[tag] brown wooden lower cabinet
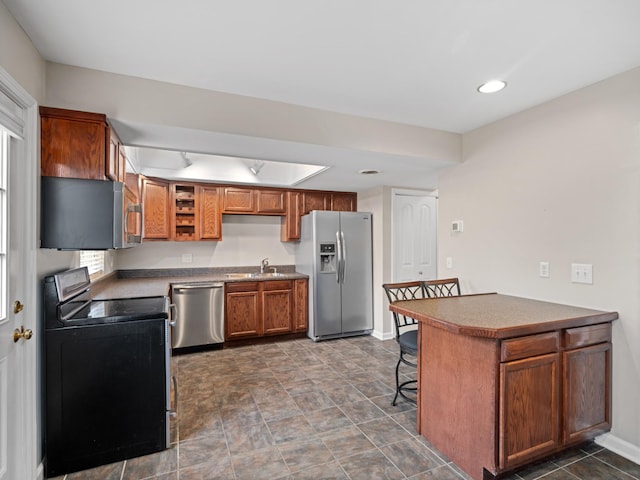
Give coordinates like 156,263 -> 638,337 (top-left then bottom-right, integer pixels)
225,279 -> 308,340
419,320 -> 612,480
390,294 -> 616,480
293,279 -> 308,332
499,352 -> 561,470
225,282 -> 261,339
262,281 -> 293,335
563,342 -> 611,444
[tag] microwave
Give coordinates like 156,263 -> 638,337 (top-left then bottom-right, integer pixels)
40,176 -> 142,250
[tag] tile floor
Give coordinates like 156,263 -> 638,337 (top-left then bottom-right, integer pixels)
51,335 -> 639,480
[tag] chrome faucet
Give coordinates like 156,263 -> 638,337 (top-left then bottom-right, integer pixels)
260,257 -> 277,274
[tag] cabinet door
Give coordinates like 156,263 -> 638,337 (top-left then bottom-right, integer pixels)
262,281 -> 293,335
302,191 -> 329,215
40,107 -> 108,180
293,279 -> 308,332
563,343 -> 611,444
117,143 -> 127,183
142,179 -> 170,240
256,189 -> 286,214
331,192 -> 357,212
499,353 -> 560,470
106,128 -> 120,181
199,186 -> 222,240
225,283 -> 260,339
223,187 -> 255,213
281,191 -> 302,241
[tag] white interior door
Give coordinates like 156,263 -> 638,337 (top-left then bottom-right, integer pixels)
0,72 -> 38,480
392,191 -> 437,282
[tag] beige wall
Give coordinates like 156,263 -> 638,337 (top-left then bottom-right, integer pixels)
43,63 -> 460,162
357,186 -> 388,338
0,2 -> 45,102
116,216 -> 296,270
439,67 -> 640,456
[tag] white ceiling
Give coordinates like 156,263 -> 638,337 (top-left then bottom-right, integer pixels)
4,0 -> 640,190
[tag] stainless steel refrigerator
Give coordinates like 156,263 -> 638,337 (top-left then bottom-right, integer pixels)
296,211 -> 373,341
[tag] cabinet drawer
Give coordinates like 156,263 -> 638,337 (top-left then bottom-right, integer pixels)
225,281 -> 260,293
501,332 -> 559,362
262,280 -> 293,291
564,323 -> 611,349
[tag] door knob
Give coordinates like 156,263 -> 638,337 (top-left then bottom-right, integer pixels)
14,300 -> 24,314
13,326 -> 33,343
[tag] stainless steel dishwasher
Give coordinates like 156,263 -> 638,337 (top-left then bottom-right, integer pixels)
170,282 -> 224,349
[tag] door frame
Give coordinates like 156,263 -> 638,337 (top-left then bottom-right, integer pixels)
390,187 -> 438,282
0,66 -> 39,480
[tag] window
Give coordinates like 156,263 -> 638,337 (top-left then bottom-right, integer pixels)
79,251 -> 105,279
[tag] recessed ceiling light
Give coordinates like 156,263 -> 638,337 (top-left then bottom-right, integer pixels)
358,169 -> 380,175
477,80 -> 507,94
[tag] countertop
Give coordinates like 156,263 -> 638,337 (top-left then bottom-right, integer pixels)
390,293 -> 618,339
90,267 -> 308,300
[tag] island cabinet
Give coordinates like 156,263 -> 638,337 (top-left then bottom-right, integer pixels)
225,279 -> 307,340
389,294 -> 617,480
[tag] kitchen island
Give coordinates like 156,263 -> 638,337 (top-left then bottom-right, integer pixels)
389,293 -> 618,480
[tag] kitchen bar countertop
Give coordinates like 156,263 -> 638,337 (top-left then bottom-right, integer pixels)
390,293 -> 618,339
90,267 -> 308,300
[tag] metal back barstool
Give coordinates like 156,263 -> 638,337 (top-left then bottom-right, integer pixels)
423,277 -> 461,298
382,281 -> 428,405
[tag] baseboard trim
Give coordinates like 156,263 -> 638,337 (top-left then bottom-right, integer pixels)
371,330 -> 394,341
596,433 -> 640,464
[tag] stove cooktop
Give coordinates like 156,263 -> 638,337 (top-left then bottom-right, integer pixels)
59,296 -> 168,327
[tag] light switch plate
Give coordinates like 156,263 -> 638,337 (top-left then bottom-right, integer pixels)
539,262 -> 549,278
571,263 -> 593,284
446,257 -> 453,269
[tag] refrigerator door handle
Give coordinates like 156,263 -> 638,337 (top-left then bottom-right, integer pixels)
340,231 -> 347,283
336,231 -> 342,283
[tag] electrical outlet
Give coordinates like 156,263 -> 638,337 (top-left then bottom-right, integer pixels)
181,253 -> 193,264
571,263 -> 593,284
539,262 -> 549,278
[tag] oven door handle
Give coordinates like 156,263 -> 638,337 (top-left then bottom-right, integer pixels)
169,303 -> 177,327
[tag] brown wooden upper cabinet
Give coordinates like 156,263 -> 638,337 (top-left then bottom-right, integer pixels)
256,189 -> 286,214
41,107 -> 108,180
222,187 -> 286,215
144,181 -> 222,241
281,191 -> 302,241
142,178 -> 171,240
222,186 -> 255,213
199,185 -> 222,240
331,192 -> 357,211
40,106 -> 126,182
301,191 -> 330,215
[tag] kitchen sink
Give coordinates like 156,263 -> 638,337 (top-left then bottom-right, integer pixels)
224,272 -> 286,279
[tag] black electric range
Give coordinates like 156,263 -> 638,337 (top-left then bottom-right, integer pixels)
42,267 -> 174,477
